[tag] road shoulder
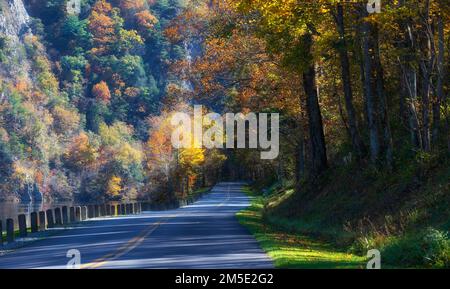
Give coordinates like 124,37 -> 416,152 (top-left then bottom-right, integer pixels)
236,186 -> 367,269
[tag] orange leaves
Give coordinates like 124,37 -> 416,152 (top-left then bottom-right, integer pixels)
119,0 -> 145,11
89,1 -> 115,55
92,0 -> 112,14
92,81 -> 111,103
124,87 -> 140,98
135,10 -> 158,31
14,78 -> 29,95
164,26 -> 183,43
89,12 -> 115,46
146,112 -> 174,166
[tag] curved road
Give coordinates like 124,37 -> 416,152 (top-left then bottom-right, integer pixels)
0,183 -> 273,269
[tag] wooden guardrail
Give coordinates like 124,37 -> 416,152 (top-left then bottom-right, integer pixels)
0,188 -> 211,247
0,202 -> 142,247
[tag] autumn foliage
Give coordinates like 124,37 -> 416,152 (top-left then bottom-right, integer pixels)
92,81 -> 112,103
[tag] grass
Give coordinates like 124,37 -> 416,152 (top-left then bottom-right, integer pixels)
1,227 -> 33,243
244,150 -> 450,268
237,187 -> 367,269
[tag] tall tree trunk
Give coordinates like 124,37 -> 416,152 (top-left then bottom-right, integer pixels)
302,33 -> 328,176
433,16 -> 445,147
334,4 -> 366,159
404,68 -> 423,149
398,9 -> 422,150
419,0 -> 435,152
373,25 -> 394,168
360,11 -> 380,163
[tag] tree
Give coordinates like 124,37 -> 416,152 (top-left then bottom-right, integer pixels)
64,132 -> 98,171
234,0 -> 329,176
106,175 -> 122,198
88,1 -> 116,56
92,81 -> 112,103
332,3 -> 366,160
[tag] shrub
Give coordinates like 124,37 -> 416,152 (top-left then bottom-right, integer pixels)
381,228 -> 449,268
422,228 -> 450,268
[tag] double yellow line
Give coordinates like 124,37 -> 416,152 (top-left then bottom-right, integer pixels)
81,216 -> 173,269
82,185 -> 231,269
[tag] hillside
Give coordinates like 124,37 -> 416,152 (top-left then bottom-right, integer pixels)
261,151 -> 449,267
0,0 -> 190,202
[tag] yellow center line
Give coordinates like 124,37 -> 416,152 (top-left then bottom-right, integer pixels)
82,185 -> 231,269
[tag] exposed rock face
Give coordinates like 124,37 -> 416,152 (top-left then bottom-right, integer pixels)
0,0 -> 30,37
0,0 -> 43,203
0,0 -> 32,80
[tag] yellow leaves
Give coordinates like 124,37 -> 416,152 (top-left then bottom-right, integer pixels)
116,143 -> 144,167
12,161 -> 34,181
179,147 -> 205,169
118,29 -> 144,47
52,105 -> 81,134
107,175 -> 122,197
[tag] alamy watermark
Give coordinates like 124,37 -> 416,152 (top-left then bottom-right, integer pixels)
67,0 -> 81,16
66,249 -> 81,269
170,106 -> 279,160
367,249 -> 381,269
367,0 -> 381,14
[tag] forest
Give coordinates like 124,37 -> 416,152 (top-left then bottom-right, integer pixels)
0,0 -> 449,268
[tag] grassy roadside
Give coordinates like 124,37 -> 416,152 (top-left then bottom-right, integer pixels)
236,187 -> 367,269
1,228 -> 29,243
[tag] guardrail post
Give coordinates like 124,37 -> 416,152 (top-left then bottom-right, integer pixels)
18,214 -> 27,238
121,204 -> 125,215
55,208 -> 62,226
110,205 -> 116,216
39,211 -> 46,231
82,206 -> 87,220
105,204 -> 111,216
82,206 -> 88,220
46,210 -> 54,228
30,212 -> 38,233
94,205 -> 99,218
69,207 -> 75,223
87,205 -> 94,219
62,206 -> 69,224
6,218 -> 14,243
75,206 -> 81,221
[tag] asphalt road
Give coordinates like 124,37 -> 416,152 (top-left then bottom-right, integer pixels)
0,182 -> 273,269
